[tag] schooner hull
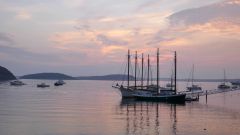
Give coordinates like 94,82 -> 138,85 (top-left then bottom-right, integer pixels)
134,94 -> 186,103
119,87 -> 135,98
118,86 -> 157,98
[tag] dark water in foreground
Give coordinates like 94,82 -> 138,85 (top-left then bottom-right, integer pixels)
0,80 -> 240,135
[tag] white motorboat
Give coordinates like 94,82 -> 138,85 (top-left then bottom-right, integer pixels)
54,80 -> 65,86
218,83 -> 230,89
10,80 -> 25,86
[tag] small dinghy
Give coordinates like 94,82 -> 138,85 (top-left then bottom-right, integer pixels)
54,80 -> 65,86
37,83 -> 50,88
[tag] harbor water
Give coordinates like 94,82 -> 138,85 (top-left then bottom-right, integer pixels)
0,80 -> 240,135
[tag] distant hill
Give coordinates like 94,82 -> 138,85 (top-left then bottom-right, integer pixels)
20,73 -> 75,80
76,74 -> 135,81
19,72 -> 240,82
0,66 -> 16,81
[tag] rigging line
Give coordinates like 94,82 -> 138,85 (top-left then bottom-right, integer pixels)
144,62 -> 148,85
121,61 -> 128,85
186,65 -> 192,88
113,54 -> 127,86
130,59 -> 134,86
150,65 -> 153,85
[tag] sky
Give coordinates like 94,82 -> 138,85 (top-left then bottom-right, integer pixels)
0,0 -> 240,79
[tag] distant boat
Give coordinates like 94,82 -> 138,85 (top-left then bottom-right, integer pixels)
54,80 -> 65,86
218,69 -> 230,89
10,80 -> 25,86
37,83 -> 50,88
231,81 -> 240,86
231,81 -> 239,89
218,83 -> 230,89
186,65 -> 203,93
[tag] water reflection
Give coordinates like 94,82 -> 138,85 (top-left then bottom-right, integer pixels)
117,99 -> 185,135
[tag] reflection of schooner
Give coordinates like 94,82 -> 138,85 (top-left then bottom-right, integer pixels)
117,100 -> 181,135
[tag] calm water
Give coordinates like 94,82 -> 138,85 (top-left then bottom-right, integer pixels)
0,80 -> 240,135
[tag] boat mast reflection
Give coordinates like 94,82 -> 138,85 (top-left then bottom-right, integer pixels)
118,99 -> 184,135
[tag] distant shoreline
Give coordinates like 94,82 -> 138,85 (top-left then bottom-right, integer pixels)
19,72 -> 240,82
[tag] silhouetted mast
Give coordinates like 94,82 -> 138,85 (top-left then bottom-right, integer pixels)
174,51 -> 177,94
147,54 -> 150,86
135,51 -> 137,89
192,64 -> 195,86
127,50 -> 130,89
141,53 -> 144,89
224,69 -> 226,85
171,69 -> 173,91
157,48 -> 159,94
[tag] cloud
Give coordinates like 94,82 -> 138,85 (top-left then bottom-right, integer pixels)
168,0 -> 240,26
140,0 -> 240,79
148,0 -> 240,45
50,31 -> 84,44
101,45 -> 126,55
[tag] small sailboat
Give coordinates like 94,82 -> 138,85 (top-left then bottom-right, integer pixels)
10,80 -> 25,86
218,69 -> 230,89
37,83 -> 50,88
186,65 -> 203,93
54,80 -> 65,86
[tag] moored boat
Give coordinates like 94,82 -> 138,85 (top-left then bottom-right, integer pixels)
186,64 -> 203,93
54,80 -> 65,86
37,83 -> 50,88
133,50 -> 186,102
134,92 -> 186,103
113,50 -> 158,98
218,69 -> 230,89
218,83 -> 230,89
10,80 -> 25,86
230,81 -> 240,86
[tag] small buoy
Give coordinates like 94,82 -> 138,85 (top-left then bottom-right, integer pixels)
204,128 -> 207,130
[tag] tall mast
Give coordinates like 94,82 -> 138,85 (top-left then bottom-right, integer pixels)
157,48 -> 159,94
135,51 -> 137,89
192,64 -> 195,86
127,50 -> 130,89
170,69 -> 173,91
147,54 -> 150,86
174,51 -> 177,94
224,69 -> 226,84
141,53 -> 144,89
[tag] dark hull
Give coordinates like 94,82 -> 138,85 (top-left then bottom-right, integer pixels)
37,85 -> 50,88
134,94 -> 186,103
54,83 -> 63,86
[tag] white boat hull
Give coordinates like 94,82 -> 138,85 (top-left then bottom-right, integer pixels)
119,87 -> 135,98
